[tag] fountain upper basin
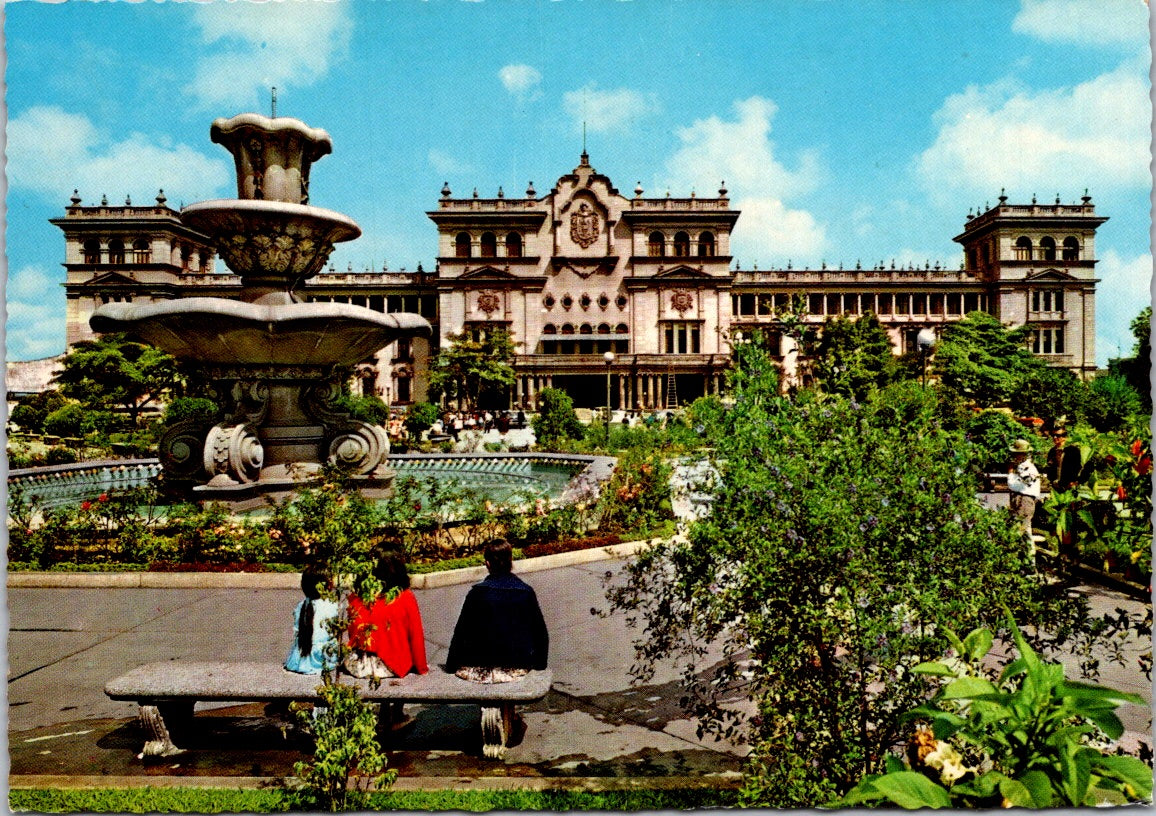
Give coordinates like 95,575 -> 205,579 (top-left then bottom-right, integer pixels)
91,299 -> 431,368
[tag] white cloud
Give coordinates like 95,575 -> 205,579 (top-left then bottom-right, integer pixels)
6,299 -> 66,361
1095,249 -> 1153,364
499,64 -> 542,100
7,106 -> 231,204
916,61 -> 1150,202
7,265 -> 59,302
663,97 -> 826,263
1013,0 -> 1149,47
562,84 -> 660,134
428,149 -> 473,178
185,0 -> 353,109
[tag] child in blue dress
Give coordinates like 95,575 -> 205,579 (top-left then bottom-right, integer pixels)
284,571 -> 339,674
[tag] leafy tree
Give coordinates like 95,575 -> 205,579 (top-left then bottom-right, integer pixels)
428,328 -> 517,411
1109,306 -> 1151,413
531,387 -> 584,449
1084,372 -> 1143,432
42,403 -> 92,438
9,389 -> 67,433
53,333 -> 183,428
163,397 -> 219,426
605,343 -> 1113,807
404,401 -> 440,441
813,312 -> 898,400
1008,366 -> 1087,429
963,410 -> 1031,472
933,312 -> 1043,406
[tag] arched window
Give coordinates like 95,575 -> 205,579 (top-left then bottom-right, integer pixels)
579,323 -> 593,335
83,239 -> 101,264
480,232 -> 497,257
132,238 -> 151,263
505,232 -> 522,258
1039,236 -> 1056,261
542,323 -> 557,334
597,322 -> 611,335
615,323 -> 629,334
455,232 -> 471,258
107,239 -> 125,265
560,323 -> 575,335
648,231 -> 665,257
673,231 -> 691,257
1062,236 -> 1080,261
697,231 -> 716,257
1014,236 -> 1032,261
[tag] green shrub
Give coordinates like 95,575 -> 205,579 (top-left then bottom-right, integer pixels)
964,409 -> 1030,472
1084,373 -> 1144,432
9,389 -> 67,434
531,387 -> 584,449
43,403 -> 91,438
405,401 -> 440,440
45,446 -> 79,465
163,396 -> 219,425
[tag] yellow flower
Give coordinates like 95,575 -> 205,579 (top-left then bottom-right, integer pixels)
924,740 -> 971,785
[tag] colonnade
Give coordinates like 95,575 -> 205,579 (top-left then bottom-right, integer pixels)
512,371 -> 726,410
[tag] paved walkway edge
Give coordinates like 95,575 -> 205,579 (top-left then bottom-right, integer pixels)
8,773 -> 742,792
6,539 -> 663,590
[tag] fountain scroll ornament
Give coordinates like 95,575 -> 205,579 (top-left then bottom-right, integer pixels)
91,113 -> 431,503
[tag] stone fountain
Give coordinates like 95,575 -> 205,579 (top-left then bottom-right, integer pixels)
91,113 -> 431,503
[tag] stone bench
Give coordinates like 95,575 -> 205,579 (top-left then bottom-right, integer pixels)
105,661 -> 552,760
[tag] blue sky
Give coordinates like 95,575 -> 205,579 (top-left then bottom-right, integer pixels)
4,0 -> 1151,365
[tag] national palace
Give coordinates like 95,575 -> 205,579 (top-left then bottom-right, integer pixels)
51,152 -> 1103,410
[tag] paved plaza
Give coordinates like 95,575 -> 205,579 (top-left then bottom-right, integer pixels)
7,552 -> 1150,788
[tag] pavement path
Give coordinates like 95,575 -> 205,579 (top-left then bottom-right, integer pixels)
7,552 -> 1151,788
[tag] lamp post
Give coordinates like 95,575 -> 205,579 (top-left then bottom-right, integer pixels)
916,328 -> 936,388
603,350 -> 615,448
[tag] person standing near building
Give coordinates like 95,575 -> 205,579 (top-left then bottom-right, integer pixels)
1007,439 -> 1041,538
1045,427 -> 1082,491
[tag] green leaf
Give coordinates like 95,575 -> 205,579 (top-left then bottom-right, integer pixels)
1092,754 -> 1154,801
999,778 -> 1035,808
1017,770 -> 1055,808
912,661 -> 958,676
961,627 -> 993,663
941,675 -> 999,700
871,772 -> 953,809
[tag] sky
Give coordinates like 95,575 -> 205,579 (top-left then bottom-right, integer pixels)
3,0 -> 1152,366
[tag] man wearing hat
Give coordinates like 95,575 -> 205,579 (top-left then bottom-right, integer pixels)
1007,438 -> 1041,537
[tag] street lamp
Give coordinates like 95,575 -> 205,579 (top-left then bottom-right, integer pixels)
916,328 -> 936,387
603,350 -> 615,447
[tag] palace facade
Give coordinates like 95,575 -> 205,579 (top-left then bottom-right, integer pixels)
55,157 -> 1104,410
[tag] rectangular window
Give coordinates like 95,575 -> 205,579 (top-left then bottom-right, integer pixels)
1054,291 -> 1064,312
691,325 -> 701,354
421,295 -> 438,318
664,324 -> 674,353
775,294 -> 790,311
827,293 -> 841,315
1054,328 -> 1064,353
896,294 -> 910,315
844,294 -> 859,315
860,293 -> 875,314
740,294 -> 756,316
1031,291 -> 1041,312
930,294 -> 944,315
1042,330 -> 1052,354
946,294 -> 960,315
809,293 -> 824,315
913,295 -> 927,315
757,294 -> 773,316
877,293 -> 893,315
386,295 -> 402,313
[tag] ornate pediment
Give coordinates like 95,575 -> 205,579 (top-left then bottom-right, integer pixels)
656,264 -> 708,278
76,271 -> 139,288
1025,268 -> 1078,282
459,265 -> 515,280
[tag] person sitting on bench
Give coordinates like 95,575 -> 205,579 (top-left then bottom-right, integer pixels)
446,538 -> 549,684
345,551 -> 429,681
284,570 -> 339,675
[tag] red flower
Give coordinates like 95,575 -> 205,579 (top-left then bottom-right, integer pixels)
1136,455 -> 1152,477
1117,485 -> 1128,500
1132,439 -> 1144,457
413,501 -> 422,512
97,493 -> 109,503
80,501 -> 92,511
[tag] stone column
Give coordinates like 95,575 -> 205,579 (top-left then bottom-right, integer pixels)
618,376 -> 626,409
657,376 -> 665,409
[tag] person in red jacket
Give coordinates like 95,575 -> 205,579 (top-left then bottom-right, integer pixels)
345,550 -> 429,728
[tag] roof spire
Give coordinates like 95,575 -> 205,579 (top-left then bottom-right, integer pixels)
271,86 -> 277,118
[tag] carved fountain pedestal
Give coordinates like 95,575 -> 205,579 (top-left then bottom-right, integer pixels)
91,113 -> 430,507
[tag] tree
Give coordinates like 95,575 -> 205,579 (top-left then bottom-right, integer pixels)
53,333 -> 183,428
1009,366 -> 1087,429
427,329 -> 517,411
530,387 -> 584,448
605,343 -> 1115,807
933,312 -> 1043,406
9,389 -> 67,433
403,401 -> 440,441
813,312 -> 898,400
1109,306 -> 1151,414
1084,372 -> 1144,433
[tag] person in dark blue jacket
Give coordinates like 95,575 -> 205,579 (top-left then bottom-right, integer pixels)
446,538 -> 549,683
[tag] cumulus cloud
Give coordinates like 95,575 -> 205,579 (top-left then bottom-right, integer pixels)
1095,249 -> 1153,364
6,266 -> 67,360
7,106 -> 231,203
663,96 -> 826,263
185,0 -> 353,109
499,64 -> 542,100
1013,0 -> 1149,47
562,84 -> 660,134
916,61 -> 1150,203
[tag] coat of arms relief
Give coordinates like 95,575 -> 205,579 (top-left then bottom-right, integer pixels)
569,202 -> 599,248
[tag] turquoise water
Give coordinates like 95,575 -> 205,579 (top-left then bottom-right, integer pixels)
9,456 -> 588,512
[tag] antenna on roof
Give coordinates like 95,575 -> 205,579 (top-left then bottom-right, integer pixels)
271,87 -> 278,118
